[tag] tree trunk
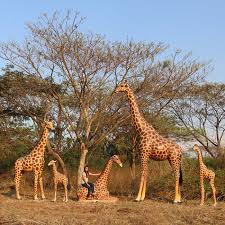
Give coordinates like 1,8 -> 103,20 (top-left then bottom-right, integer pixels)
77,142 -> 88,188
55,105 -> 63,151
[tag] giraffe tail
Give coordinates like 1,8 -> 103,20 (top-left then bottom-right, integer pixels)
179,167 -> 183,186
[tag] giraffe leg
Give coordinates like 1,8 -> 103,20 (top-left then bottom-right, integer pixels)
178,167 -> 182,203
140,177 -> 147,201
135,157 -> 148,202
174,175 -> 180,203
175,169 -> 182,203
177,183 -> 181,203
135,176 -> 144,201
15,168 -> 22,200
200,177 -> 205,206
39,175 -> 46,200
34,170 -> 39,200
63,181 -> 68,202
53,182 -> 57,202
169,158 -> 182,203
210,177 -> 217,206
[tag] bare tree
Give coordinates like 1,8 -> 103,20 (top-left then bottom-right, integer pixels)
171,83 -> 225,157
0,10 -> 207,186
0,69 -> 68,174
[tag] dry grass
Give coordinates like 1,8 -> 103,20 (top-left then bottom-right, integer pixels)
1,159 -> 225,224
1,188 -> 225,225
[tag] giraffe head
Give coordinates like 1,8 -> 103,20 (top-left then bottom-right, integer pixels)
114,80 -> 130,94
43,120 -> 55,130
111,154 -> 123,167
106,143 -> 123,167
48,160 -> 57,166
193,144 -> 200,152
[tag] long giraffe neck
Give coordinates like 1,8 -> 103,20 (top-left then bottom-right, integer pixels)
35,126 -> 49,153
125,88 -> 155,134
196,149 -> 204,167
51,164 -> 58,177
95,158 -> 113,187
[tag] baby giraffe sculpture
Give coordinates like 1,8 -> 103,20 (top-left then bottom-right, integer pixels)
193,144 -> 217,206
14,120 -> 54,200
48,160 -> 68,202
77,145 -> 123,201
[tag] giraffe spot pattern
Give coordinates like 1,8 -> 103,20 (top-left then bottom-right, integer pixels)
77,155 -> 122,200
114,80 -> 182,202
14,123 -> 53,200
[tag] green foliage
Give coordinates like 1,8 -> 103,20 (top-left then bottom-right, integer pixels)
150,114 -> 188,138
0,117 -> 35,173
61,150 -> 80,169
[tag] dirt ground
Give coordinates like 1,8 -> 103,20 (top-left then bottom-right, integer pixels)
1,188 -> 225,225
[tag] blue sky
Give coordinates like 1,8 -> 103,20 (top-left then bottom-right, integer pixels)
0,0 -> 224,81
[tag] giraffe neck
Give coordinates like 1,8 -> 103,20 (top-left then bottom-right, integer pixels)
125,88 -> 155,134
95,158 -> 113,187
36,126 -> 49,153
196,149 -> 204,167
51,164 -> 58,177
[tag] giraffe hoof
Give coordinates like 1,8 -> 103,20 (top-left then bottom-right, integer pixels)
52,199 -> 56,202
213,203 -> 217,207
173,200 -> 180,204
16,197 -> 22,200
34,197 -> 39,201
134,199 -> 141,202
174,200 -> 182,204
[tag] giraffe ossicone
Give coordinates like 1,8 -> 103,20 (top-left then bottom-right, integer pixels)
48,160 -> 68,202
14,120 -> 54,200
114,80 -> 183,203
77,154 -> 123,201
193,144 -> 217,206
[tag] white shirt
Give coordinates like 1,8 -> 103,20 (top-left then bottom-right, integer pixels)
81,171 -> 88,184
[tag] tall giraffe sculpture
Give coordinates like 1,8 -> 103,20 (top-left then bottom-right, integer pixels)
14,121 -> 54,200
77,145 -> 123,201
114,80 -> 182,203
193,144 -> 217,206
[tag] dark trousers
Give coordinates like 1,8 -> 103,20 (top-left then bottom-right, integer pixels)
82,182 -> 94,197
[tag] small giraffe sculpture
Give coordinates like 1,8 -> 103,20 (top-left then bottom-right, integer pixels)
77,145 -> 123,201
193,144 -> 217,206
115,80 -> 183,203
48,160 -> 68,202
14,121 -> 54,200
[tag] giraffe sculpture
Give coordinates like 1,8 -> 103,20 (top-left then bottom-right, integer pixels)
114,80 -> 182,203
14,121 -> 54,200
77,145 -> 123,201
193,144 -> 217,206
48,160 -> 68,202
